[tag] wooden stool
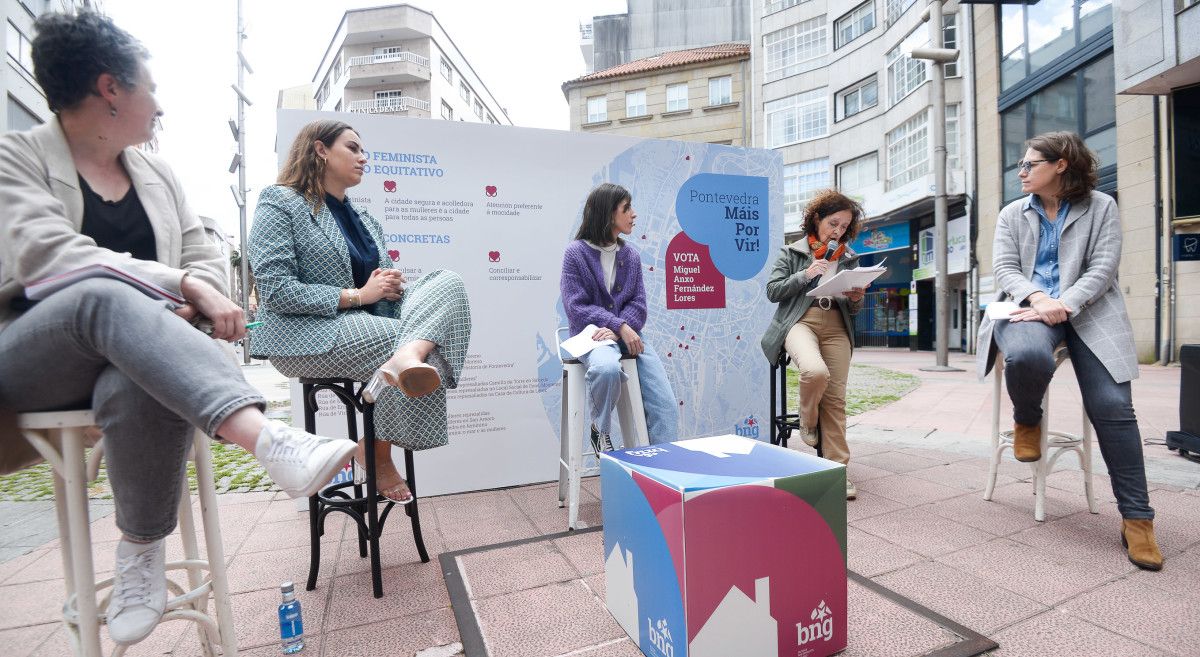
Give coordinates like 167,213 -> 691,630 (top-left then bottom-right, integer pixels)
299,378 -> 429,599
984,344 -> 1099,521
18,411 -> 237,657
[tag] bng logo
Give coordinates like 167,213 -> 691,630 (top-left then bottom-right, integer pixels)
734,414 -> 760,439
797,600 -> 833,647
647,617 -> 674,657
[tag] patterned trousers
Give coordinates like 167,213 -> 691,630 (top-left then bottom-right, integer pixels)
272,269 -> 471,450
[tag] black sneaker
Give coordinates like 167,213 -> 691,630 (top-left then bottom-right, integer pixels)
590,424 -> 614,452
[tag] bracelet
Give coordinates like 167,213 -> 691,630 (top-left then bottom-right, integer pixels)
347,289 -> 361,307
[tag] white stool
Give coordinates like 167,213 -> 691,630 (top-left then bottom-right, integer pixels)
983,343 -> 1099,521
555,329 -> 650,530
19,411 -> 238,657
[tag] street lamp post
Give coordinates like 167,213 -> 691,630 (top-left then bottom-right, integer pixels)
911,0 -> 963,373
231,0 -> 253,364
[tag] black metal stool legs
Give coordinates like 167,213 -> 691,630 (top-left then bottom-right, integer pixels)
299,377 -> 430,600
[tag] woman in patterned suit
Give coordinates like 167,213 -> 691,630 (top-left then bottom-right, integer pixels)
249,120 -> 471,503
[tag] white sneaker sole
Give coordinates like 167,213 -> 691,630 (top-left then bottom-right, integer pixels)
288,441 -> 357,498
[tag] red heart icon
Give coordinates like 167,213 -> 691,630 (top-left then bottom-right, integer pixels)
488,251 -> 500,262
648,266 -> 654,271
485,185 -> 497,197
383,180 -> 397,192
387,250 -> 400,262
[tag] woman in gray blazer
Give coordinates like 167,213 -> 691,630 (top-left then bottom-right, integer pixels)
248,120 -> 471,504
977,131 -> 1161,570
0,13 -> 355,645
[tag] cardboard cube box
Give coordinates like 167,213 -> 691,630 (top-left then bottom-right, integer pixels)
600,434 -> 847,657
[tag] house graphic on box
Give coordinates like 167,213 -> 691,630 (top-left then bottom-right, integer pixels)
605,542 -> 639,639
690,577 -> 776,657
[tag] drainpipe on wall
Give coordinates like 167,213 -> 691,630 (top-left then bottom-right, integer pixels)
1153,95 -> 1164,364
964,3 -> 979,355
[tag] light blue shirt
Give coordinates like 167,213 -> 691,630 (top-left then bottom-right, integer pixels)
1026,195 -> 1070,298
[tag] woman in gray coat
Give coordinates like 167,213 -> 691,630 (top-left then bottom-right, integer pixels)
977,131 -> 1161,571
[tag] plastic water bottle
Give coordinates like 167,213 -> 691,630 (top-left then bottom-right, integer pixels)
278,581 -> 305,654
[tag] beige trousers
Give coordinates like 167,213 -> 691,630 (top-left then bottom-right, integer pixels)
783,306 -> 852,465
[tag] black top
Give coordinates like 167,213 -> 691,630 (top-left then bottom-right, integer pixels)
325,193 -> 380,313
79,176 -> 157,261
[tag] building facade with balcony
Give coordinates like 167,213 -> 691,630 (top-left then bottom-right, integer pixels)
3,0 -> 95,130
752,0 -> 973,350
562,43 -> 751,145
970,0 -> 1185,363
296,4 -> 511,127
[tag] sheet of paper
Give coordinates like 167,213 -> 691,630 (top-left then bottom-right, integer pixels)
559,324 -> 617,358
985,301 -> 1022,321
807,265 -> 887,298
25,263 -> 184,306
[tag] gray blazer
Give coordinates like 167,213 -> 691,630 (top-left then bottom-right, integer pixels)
760,239 -> 861,364
976,190 -> 1138,383
0,119 -> 226,332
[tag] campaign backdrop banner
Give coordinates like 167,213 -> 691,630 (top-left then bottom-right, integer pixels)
277,109 -> 783,496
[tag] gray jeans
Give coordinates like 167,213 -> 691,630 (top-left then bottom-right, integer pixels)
992,318 -> 1153,519
0,279 -> 264,541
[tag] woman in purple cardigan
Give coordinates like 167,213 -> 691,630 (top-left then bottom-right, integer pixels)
561,183 -> 679,449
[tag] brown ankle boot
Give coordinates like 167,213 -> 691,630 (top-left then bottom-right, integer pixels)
1121,518 -> 1163,571
1012,423 -> 1041,462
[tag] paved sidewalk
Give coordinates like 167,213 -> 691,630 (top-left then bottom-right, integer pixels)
0,351 -> 1196,657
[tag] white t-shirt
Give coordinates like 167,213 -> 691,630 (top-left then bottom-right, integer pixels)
586,241 -> 620,292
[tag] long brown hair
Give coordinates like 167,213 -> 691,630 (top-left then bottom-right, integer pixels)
1024,131 -> 1097,204
802,189 -> 863,243
277,119 -> 356,210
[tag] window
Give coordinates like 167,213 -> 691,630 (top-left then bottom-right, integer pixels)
586,95 -> 607,123
835,2 -> 875,49
626,89 -> 647,118
439,57 -> 453,82
944,104 -> 960,170
666,83 -> 689,112
885,0 -> 917,26
764,16 -> 827,82
887,29 -> 927,105
333,51 -> 344,81
783,158 -> 830,228
375,89 -> 405,107
942,13 -> 959,78
5,21 -> 33,74
487,114 -> 497,124
837,152 -> 879,192
1000,0 -> 1113,91
1000,52 -> 1116,201
764,0 -> 809,14
709,76 -> 732,106
315,78 -> 330,109
836,77 -> 878,120
886,110 -> 929,190
474,99 -> 484,119
7,95 -> 40,131
764,88 -> 828,148
459,81 -> 470,102
441,100 -> 453,120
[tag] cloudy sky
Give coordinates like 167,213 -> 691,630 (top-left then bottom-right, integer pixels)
102,0 -> 627,236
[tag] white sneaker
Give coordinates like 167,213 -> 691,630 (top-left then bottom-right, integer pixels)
255,420 -> 356,498
106,538 -> 166,645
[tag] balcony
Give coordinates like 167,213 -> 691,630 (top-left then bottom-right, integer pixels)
344,51 -> 430,87
348,97 -> 431,116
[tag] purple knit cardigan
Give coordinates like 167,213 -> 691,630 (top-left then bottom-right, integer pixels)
560,239 -> 647,336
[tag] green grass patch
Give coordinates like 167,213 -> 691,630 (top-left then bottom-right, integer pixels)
786,363 -> 920,417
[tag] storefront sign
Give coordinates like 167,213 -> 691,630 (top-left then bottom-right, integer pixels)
913,216 -> 969,280
849,222 -> 909,255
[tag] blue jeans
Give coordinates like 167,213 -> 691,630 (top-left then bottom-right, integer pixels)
578,342 -> 678,446
992,319 -> 1153,519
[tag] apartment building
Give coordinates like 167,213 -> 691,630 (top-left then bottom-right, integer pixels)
3,0 -> 95,130
296,4 -> 511,127
585,0 -> 751,73
752,0 -> 972,350
562,43 -> 751,145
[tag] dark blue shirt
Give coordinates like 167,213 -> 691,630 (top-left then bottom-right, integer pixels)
1027,194 -> 1070,299
325,194 -> 379,313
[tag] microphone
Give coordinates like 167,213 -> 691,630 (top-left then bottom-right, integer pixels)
825,239 -> 839,261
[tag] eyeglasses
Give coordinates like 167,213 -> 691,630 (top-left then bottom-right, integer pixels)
1016,159 -> 1053,173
